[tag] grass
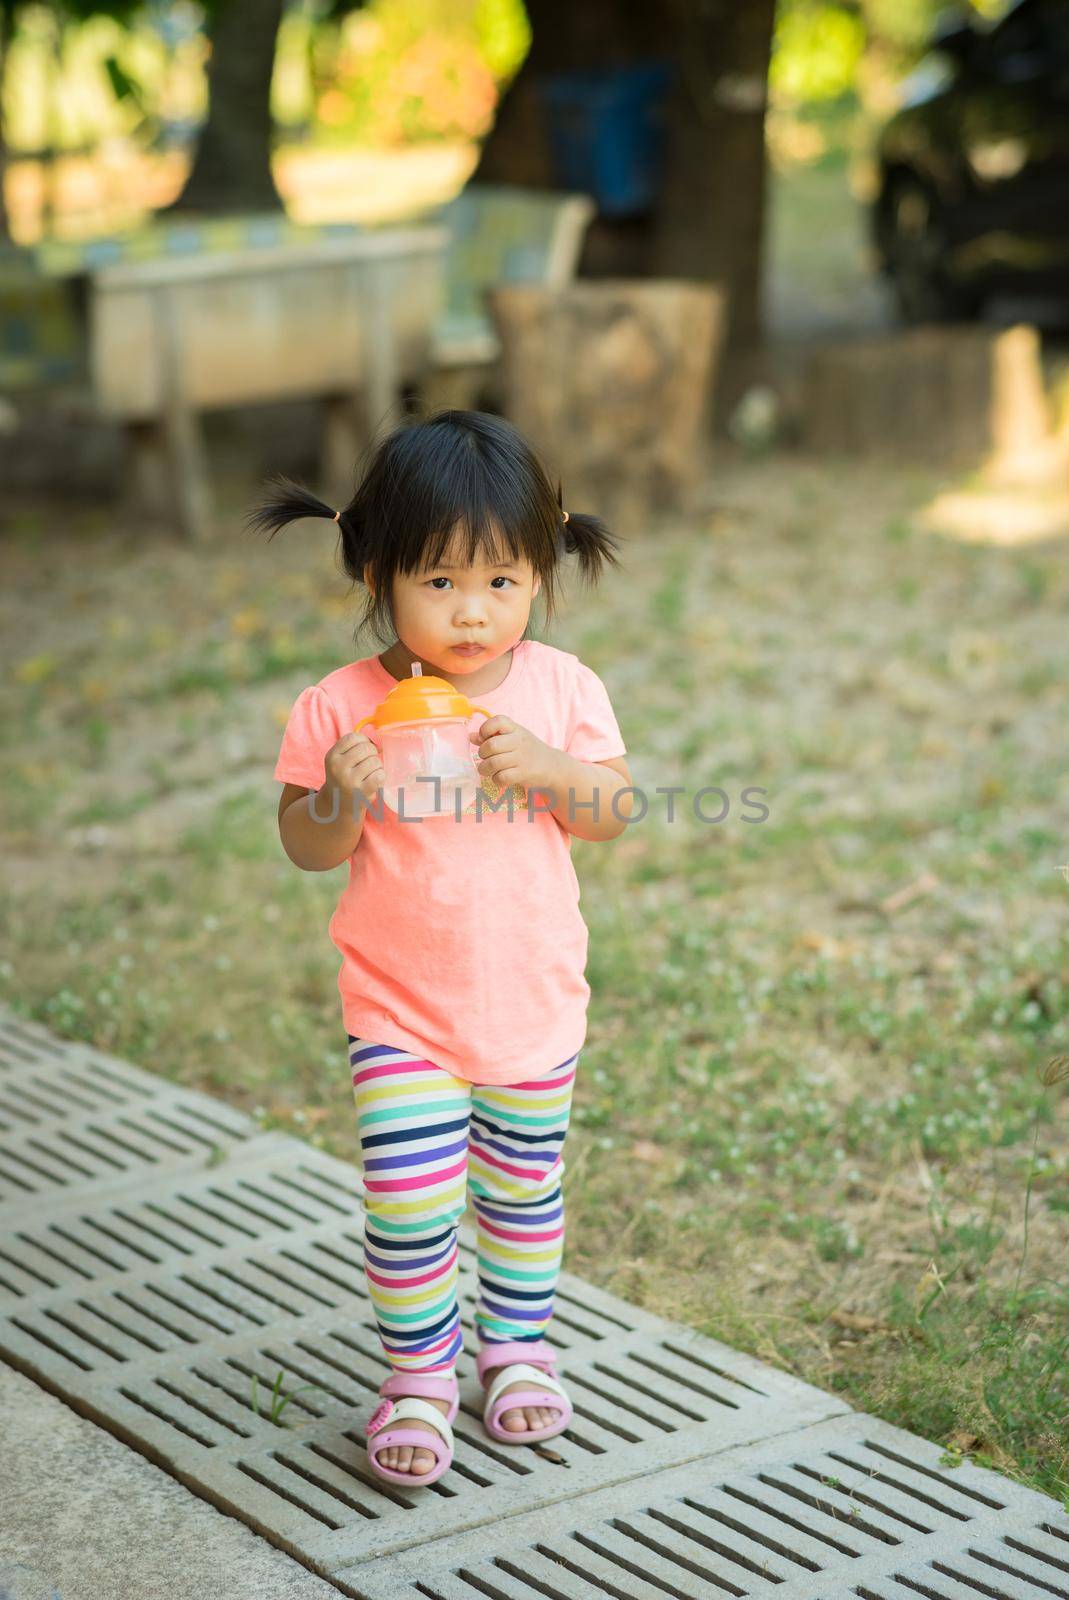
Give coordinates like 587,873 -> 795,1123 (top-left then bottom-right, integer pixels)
1,449 -> 1068,1512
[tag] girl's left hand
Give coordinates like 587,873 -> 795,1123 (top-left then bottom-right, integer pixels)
471,715 -> 560,793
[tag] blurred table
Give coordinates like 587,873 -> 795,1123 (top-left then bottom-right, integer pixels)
8,217 -> 365,394
84,221 -> 445,541
34,213 -> 373,277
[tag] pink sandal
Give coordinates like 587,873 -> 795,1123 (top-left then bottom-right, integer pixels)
364,1369 -> 459,1486
476,1338 -> 573,1444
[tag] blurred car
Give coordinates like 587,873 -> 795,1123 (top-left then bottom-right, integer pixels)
873,0 -> 1069,320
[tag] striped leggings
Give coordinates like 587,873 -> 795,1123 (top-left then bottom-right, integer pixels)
347,1035 -> 579,1373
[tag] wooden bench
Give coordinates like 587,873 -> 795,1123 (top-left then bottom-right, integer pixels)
89,225 -> 446,541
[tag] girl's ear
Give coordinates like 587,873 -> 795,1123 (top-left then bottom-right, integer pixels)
363,561 -> 376,598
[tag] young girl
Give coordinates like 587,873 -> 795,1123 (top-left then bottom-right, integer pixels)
250,408 -> 632,1489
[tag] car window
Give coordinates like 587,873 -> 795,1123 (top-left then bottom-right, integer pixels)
977,0 -> 1069,77
1036,0 -> 1069,68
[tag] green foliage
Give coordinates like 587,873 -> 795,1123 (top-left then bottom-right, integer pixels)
864,0 -> 946,53
2,0 -> 529,156
308,0 -> 528,145
250,1367 -> 330,1426
771,1 -> 865,103
771,0 -> 1010,114
473,0 -> 529,80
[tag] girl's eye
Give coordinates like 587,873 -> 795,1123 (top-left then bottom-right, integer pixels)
426,576 -> 514,590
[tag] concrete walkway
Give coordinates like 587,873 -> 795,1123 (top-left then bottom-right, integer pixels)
1,1005 -> 1066,1600
0,1361 -> 339,1600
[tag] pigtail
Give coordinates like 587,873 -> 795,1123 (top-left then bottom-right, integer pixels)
245,475 -> 341,541
560,508 -> 625,587
245,471 -> 372,612
553,475 -> 623,585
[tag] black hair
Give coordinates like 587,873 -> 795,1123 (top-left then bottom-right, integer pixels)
245,408 -> 623,648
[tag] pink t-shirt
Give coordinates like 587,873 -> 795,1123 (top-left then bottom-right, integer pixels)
273,639 -> 627,1085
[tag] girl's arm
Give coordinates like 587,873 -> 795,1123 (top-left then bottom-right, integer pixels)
277,728 -> 385,871
278,783 -> 365,871
543,753 -> 633,843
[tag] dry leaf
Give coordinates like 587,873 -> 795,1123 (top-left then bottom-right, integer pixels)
828,1309 -> 885,1334
230,608 -> 265,636
1041,1055 -> 1069,1086
1015,973 -> 1050,1017
797,930 -> 858,959
880,872 -> 940,915
14,652 -> 59,685
914,1261 -> 946,1305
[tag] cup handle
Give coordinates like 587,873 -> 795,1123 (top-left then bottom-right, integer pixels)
469,706 -> 492,772
354,716 -> 383,758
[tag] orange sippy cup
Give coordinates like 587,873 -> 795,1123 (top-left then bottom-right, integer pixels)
355,662 -> 492,817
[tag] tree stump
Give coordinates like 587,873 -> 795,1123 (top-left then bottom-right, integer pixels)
800,323 -> 1058,474
488,280 -> 726,537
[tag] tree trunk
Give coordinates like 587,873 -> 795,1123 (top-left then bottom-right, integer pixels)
471,0 -> 776,401
167,0 -> 285,215
472,0 -> 659,185
651,0 -> 777,356
471,0 -> 663,276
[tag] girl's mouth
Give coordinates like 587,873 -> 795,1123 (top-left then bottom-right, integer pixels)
452,645 -> 485,656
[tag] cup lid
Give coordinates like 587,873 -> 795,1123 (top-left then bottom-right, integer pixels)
356,667 -> 491,730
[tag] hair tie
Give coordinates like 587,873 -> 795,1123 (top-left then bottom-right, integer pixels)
561,510 -> 569,524
332,509 -> 341,523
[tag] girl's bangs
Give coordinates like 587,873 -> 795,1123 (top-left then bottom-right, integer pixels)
410,481 -> 539,574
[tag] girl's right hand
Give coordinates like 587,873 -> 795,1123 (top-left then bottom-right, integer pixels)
319,730 -> 385,812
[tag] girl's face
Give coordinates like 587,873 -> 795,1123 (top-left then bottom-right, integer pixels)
366,526 -> 541,679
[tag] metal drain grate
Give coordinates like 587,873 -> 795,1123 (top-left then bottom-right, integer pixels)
2,1007 -> 1066,1600
0,1011 -> 256,1204
347,1415 -> 1069,1599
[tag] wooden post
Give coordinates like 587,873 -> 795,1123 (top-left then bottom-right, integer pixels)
359,256 -> 401,445
987,324 -> 1056,482
154,285 -> 214,543
321,393 -> 367,503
